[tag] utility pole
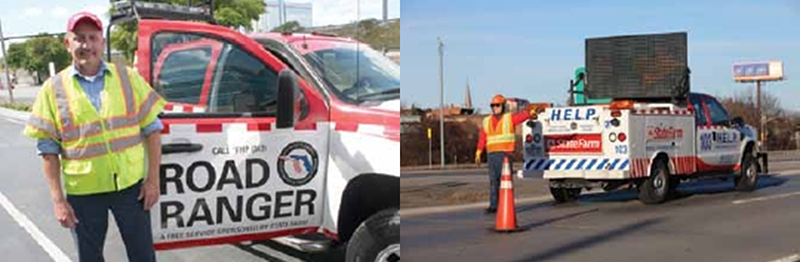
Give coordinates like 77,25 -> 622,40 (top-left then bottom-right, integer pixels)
0,18 -> 14,104
438,37 -> 445,168
383,0 -> 388,22
757,80 -> 765,151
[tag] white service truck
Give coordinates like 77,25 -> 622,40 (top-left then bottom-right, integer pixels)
106,1 -> 399,261
521,93 -> 763,204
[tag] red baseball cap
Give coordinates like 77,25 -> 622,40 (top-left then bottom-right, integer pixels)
67,12 -> 103,32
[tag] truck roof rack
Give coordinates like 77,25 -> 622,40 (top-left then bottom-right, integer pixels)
106,0 -> 215,60
109,0 -> 215,25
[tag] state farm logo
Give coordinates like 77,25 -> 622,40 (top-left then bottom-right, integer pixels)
545,134 -> 602,153
277,141 -> 319,187
647,126 -> 684,141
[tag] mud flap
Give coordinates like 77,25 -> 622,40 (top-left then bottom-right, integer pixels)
757,152 -> 768,173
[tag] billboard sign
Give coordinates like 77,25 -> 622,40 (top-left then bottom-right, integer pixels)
733,61 -> 784,82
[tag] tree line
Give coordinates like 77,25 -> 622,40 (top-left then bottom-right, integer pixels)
5,34 -> 70,85
4,0 -> 398,83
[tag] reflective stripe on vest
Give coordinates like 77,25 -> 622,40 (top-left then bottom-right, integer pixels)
52,64 -> 139,147
483,113 -> 515,152
26,115 -> 61,140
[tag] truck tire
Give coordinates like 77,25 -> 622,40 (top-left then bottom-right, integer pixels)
668,177 -> 681,194
550,187 -> 581,203
346,209 -> 400,262
638,159 -> 671,204
735,154 -> 759,192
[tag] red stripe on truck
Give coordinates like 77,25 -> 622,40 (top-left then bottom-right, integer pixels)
247,122 -> 272,131
153,226 -> 318,250
334,122 -> 359,132
196,123 -> 223,133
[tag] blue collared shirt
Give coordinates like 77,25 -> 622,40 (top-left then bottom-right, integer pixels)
37,62 -> 163,155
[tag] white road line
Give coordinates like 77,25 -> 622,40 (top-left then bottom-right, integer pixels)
732,191 -> 800,205
4,117 -> 26,125
400,195 -> 553,217
766,253 -> 800,262
0,191 -> 72,262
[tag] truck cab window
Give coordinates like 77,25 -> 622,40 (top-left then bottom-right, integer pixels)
689,95 -> 708,126
703,96 -> 730,125
210,45 -> 278,114
153,40 -> 212,105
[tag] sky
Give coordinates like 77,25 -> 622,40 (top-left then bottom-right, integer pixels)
401,0 -> 800,112
0,0 -> 399,44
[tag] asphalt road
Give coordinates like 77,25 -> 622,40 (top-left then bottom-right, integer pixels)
403,167 -> 800,262
0,115 -> 343,261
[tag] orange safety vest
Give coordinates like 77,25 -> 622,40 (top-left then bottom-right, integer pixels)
483,113 -> 515,152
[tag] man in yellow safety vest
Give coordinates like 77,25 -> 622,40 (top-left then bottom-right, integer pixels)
22,12 -> 166,261
475,94 -> 533,213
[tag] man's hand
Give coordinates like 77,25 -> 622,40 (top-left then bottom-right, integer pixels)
141,130 -> 162,211
528,106 -> 540,119
138,178 -> 159,211
54,200 -> 78,228
475,150 -> 483,165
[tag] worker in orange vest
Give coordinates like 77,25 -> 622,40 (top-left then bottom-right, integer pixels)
475,94 -> 533,213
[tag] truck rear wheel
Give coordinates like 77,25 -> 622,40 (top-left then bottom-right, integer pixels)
735,154 -> 759,192
346,209 -> 400,262
638,159 -> 671,204
550,187 -> 581,203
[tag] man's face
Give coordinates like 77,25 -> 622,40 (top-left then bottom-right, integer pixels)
491,103 -> 503,115
65,22 -> 104,68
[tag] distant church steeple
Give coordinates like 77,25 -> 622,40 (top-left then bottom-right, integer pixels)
464,77 -> 473,109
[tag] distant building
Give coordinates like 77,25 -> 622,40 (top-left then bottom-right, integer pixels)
253,0 -> 313,32
426,78 -> 475,119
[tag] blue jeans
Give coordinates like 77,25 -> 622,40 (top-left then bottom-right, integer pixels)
67,180 -> 155,262
487,152 -> 513,209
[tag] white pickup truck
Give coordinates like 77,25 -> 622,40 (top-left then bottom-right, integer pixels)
107,1 -> 399,261
521,93 -> 762,204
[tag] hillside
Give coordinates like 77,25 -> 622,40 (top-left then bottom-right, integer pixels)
305,18 -> 399,51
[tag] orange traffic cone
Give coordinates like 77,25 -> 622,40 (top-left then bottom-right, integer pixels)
495,156 -> 519,232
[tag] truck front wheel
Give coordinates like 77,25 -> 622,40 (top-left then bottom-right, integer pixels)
638,159 -> 671,204
735,154 -> 759,192
346,208 -> 400,262
550,187 -> 581,203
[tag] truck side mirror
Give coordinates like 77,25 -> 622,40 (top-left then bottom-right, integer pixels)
732,116 -> 744,127
276,69 -> 296,129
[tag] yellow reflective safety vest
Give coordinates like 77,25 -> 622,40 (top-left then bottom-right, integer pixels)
23,63 -> 166,195
483,113 -> 515,153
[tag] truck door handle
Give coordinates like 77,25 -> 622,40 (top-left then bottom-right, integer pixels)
162,143 -> 203,154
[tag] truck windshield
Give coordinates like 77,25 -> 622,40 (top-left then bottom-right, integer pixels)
301,43 -> 400,103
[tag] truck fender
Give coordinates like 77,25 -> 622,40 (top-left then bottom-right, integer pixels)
646,151 -> 672,177
337,173 -> 399,243
735,140 -> 757,171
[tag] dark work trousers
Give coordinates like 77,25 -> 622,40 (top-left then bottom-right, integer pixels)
66,180 -> 156,262
487,152 -> 512,209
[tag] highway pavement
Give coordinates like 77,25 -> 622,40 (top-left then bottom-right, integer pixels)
402,167 -> 800,262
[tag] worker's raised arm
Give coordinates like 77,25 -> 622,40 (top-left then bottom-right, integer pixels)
512,111 -> 533,126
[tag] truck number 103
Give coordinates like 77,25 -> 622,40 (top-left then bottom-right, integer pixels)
615,145 -> 628,154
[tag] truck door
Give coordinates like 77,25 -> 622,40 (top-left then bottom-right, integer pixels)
136,20 -> 330,250
695,95 -> 739,171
